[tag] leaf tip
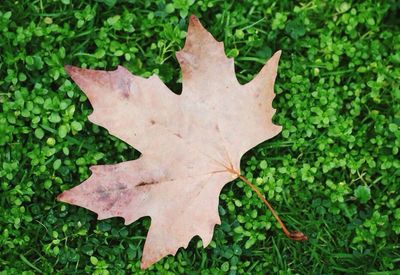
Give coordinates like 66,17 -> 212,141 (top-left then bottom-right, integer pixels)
276,124 -> 283,134
87,113 -> 98,124
64,64 -> 76,75
141,252 -> 160,270
187,14 -> 207,34
56,191 -> 67,202
57,190 -> 75,204
189,14 -> 200,25
140,261 -> 148,270
270,50 -> 282,65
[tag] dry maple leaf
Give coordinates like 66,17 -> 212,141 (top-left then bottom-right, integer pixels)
58,15 -> 305,269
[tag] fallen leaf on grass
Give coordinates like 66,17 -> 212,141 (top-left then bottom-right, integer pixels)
58,15 -> 283,269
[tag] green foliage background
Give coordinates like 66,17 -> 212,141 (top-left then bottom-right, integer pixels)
1,0 -> 399,274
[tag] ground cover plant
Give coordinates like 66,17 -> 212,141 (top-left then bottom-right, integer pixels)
0,0 -> 399,274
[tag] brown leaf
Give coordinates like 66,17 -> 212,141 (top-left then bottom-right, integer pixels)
58,15 -> 282,269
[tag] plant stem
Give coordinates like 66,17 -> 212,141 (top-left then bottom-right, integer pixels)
229,168 -> 307,241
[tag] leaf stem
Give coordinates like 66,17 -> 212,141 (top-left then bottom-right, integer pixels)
230,168 -> 307,241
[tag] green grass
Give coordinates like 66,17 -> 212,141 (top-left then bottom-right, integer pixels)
1,0 -> 399,274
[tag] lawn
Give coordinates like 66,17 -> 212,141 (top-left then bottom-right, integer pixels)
1,0 -> 399,274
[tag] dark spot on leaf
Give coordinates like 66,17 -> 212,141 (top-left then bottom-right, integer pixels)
104,197 -> 118,211
117,182 -> 127,191
121,90 -> 130,98
96,187 -> 110,200
136,181 -> 159,187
